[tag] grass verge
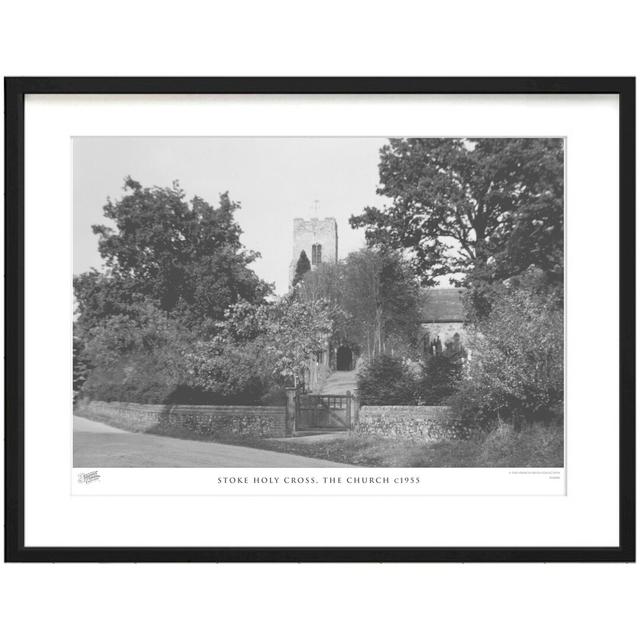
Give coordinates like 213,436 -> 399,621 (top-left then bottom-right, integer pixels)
261,423 -> 562,467
75,408 -> 563,467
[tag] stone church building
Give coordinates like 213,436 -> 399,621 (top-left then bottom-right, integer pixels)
288,217 -> 339,285
290,217 -> 465,381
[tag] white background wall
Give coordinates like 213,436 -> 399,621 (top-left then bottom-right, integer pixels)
1,2 -> 638,639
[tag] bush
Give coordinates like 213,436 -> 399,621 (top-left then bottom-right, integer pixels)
81,339 -> 285,406
357,354 -> 420,405
77,303 -> 286,406
82,350 -> 187,404
450,286 -> 563,428
476,421 -> 564,467
419,354 -> 463,405
73,332 -> 92,403
357,353 -> 465,407
77,305 -> 187,403
184,339 -> 285,405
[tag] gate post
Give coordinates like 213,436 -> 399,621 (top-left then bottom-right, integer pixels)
351,391 -> 360,430
285,387 -> 297,436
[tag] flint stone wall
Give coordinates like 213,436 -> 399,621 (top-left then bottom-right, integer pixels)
356,405 -> 470,440
76,400 -> 287,438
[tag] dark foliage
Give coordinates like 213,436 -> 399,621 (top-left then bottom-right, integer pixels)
357,352 -> 466,407
74,177 -> 271,337
420,354 -> 464,405
76,301 -> 286,406
450,285 -> 563,429
299,248 -> 421,360
74,178 -> 284,405
73,332 -> 92,402
351,138 -> 564,317
357,354 -> 420,405
292,250 -> 311,286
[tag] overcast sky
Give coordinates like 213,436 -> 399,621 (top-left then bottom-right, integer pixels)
73,137 -> 389,294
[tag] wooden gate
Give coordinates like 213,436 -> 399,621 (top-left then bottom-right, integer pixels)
295,392 -> 352,431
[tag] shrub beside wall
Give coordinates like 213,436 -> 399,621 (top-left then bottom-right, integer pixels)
76,400 -> 287,438
357,355 -> 420,405
356,405 -> 472,441
450,285 -> 564,428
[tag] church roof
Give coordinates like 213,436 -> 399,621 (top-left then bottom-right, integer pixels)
420,288 -> 465,323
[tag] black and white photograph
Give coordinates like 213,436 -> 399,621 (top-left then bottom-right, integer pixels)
73,136 -> 565,472
4,74 -> 634,566
2,3 -> 637,636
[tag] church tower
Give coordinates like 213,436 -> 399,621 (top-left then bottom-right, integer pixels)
289,217 -> 339,286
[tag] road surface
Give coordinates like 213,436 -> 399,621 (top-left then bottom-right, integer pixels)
73,416 -> 350,468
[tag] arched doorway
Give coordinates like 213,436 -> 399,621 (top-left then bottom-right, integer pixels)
336,346 -> 353,371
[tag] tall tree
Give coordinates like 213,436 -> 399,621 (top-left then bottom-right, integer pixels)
297,262 -> 343,305
296,250 -> 421,359
341,248 -> 421,359
297,262 -> 348,344
292,250 -> 311,286
350,138 -> 564,291
75,177 -> 271,335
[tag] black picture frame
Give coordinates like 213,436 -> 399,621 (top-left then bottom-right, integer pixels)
4,77 -> 635,563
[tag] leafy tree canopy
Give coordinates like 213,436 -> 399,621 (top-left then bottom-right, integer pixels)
350,138 -> 564,296
297,248 -> 421,359
451,283 -> 564,427
75,177 -> 272,335
342,248 -> 421,358
78,301 -> 196,404
191,294 -> 334,389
